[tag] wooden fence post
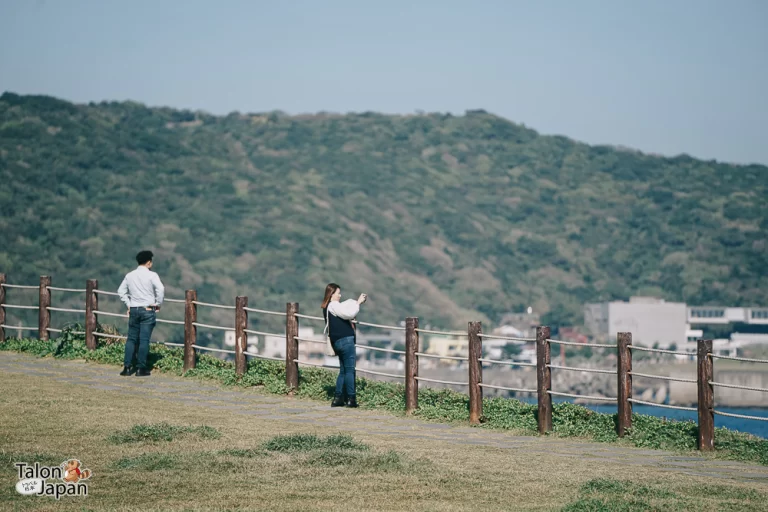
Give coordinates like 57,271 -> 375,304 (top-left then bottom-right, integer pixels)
536,325 -> 552,434
617,332 -> 632,437
39,276 -> 51,341
285,302 -> 299,391
85,279 -> 98,350
405,317 -> 419,415
235,296 -> 248,377
697,339 -> 714,451
0,273 -> 6,342
468,321 -> 483,425
184,290 -> 197,371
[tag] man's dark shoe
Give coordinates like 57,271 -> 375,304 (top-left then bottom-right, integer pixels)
331,395 -> 346,407
345,396 -> 358,408
136,368 -> 151,377
119,366 -> 132,376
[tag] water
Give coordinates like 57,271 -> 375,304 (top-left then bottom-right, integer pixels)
520,398 -> 768,438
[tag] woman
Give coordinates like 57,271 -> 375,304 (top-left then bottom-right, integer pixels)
322,283 -> 367,407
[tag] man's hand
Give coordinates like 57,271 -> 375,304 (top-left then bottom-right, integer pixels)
357,293 -> 367,304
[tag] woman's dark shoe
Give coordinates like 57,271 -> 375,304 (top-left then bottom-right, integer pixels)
136,368 -> 151,377
345,396 -> 358,408
331,395 -> 346,407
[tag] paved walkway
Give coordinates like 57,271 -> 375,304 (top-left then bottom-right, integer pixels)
3,351 -> 768,485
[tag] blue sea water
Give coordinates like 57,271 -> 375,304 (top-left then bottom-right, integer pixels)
519,398 -> 768,438
587,403 -> 768,439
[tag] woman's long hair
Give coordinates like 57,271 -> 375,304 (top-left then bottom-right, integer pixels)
321,283 -> 340,309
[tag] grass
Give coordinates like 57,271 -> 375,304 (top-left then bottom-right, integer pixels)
3,328 -> 768,469
107,422 -> 222,444
1,357 -> 766,511
262,433 -> 370,452
561,478 -> 764,511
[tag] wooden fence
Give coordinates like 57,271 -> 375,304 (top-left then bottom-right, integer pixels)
3,272 -> 764,451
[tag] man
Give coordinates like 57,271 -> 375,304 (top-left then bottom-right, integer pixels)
117,250 -> 165,376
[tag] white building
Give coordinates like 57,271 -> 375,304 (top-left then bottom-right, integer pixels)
584,297 -> 688,348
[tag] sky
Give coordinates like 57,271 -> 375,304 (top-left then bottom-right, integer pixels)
1,0 -> 766,165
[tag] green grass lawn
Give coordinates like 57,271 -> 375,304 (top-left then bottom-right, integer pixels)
2,364 -> 767,511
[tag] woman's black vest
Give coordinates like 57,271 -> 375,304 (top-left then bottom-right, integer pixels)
323,308 -> 355,343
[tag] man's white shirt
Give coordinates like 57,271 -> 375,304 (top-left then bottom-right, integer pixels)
118,266 -> 165,308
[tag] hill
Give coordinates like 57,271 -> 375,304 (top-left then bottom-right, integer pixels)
0,92 -> 766,332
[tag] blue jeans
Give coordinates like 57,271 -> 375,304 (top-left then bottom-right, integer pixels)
332,336 -> 356,398
124,308 -> 156,369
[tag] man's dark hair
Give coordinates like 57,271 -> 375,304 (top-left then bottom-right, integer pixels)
136,250 -> 154,265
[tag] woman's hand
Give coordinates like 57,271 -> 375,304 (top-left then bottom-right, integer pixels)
357,293 -> 367,305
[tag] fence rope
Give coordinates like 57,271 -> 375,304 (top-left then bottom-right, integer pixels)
356,345 -> 405,355
353,320 -> 405,331
414,376 -> 468,386
2,304 -> 38,310
478,358 -> 536,367
710,354 -> 768,364
294,313 -> 324,321
156,319 -> 185,325
415,352 -> 468,361
548,339 -> 617,348
628,345 -> 694,356
192,301 -> 235,310
548,364 -> 617,375
629,371 -> 697,384
93,290 -> 119,296
293,359 -> 338,369
158,341 -> 185,348
192,322 -> 234,332
477,333 -> 535,342
243,306 -> 286,317
94,310 -> 126,318
163,298 -> 186,304
294,336 -> 326,345
46,328 -> 63,333
46,286 -> 86,293
0,284 -> 38,289
628,398 -> 697,411
47,307 -> 86,314
244,352 -> 285,361
0,325 -> 38,330
356,368 -> 404,379
414,328 -> 467,336
93,332 -> 126,340
548,390 -> 617,401
243,328 -> 285,338
709,381 -> 768,393
478,383 -> 537,393
714,410 -> 768,422
192,344 -> 236,355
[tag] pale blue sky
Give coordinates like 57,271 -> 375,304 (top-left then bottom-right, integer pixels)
1,0 -> 766,164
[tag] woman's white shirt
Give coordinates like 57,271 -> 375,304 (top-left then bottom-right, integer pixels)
327,299 -> 360,320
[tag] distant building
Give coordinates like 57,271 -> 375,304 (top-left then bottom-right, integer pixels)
584,297 -> 768,349
264,333 -> 285,359
584,297 -> 688,348
498,312 -> 540,338
425,335 -> 468,361
224,331 -> 258,349
483,325 -> 528,360
687,307 -> 768,325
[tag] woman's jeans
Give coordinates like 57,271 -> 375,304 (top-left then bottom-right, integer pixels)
332,336 -> 356,398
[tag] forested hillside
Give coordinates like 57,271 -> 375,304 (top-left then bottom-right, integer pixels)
1,92 -> 766,330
